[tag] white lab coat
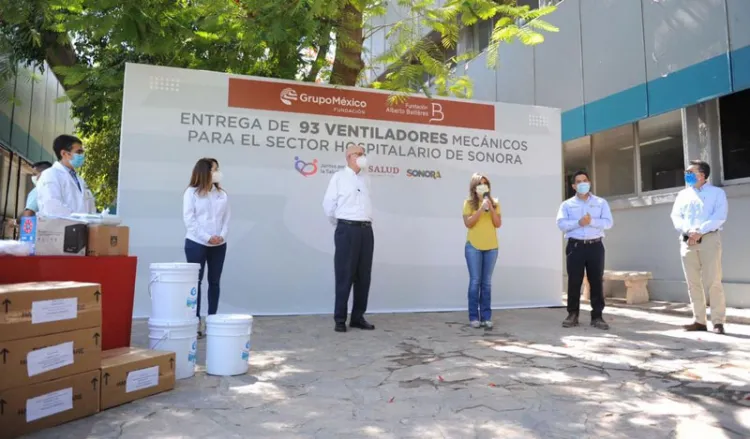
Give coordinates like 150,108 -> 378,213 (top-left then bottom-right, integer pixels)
36,161 -> 96,217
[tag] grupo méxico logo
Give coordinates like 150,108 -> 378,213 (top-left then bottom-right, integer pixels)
280,88 -> 298,105
406,169 -> 442,179
294,156 -> 318,177
279,87 -> 367,109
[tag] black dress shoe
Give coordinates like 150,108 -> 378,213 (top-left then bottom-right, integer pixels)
335,322 -> 347,332
562,312 -> 579,328
350,319 -> 375,330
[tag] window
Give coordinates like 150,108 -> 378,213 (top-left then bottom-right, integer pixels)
517,0 -> 540,8
563,136 -> 592,199
719,88 -> 750,181
638,110 -> 685,191
458,19 -> 493,55
592,124 -> 636,197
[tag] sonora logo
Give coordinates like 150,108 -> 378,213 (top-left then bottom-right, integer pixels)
406,169 -> 442,179
280,88 -> 298,105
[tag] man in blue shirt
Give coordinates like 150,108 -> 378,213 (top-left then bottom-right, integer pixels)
556,170 -> 614,330
670,160 -> 728,335
22,161 -> 53,216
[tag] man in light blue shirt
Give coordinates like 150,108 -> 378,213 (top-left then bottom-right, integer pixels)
670,160 -> 728,335
556,170 -> 614,330
22,161 -> 53,216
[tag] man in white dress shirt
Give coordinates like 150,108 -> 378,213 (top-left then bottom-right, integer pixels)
323,143 -> 375,333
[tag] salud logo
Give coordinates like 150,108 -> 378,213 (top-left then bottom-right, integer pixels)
280,88 -> 298,105
406,169 -> 442,179
368,165 -> 400,177
294,156 -> 318,177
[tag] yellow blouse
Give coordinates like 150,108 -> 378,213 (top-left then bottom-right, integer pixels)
463,198 -> 501,250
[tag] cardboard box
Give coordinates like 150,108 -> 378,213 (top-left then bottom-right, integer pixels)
0,327 -> 102,391
19,216 -> 88,256
0,369 -> 100,439
0,282 -> 102,343
87,225 -> 130,256
100,347 -> 175,410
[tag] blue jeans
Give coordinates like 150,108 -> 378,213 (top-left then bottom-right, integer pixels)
465,242 -> 498,322
184,239 -> 227,317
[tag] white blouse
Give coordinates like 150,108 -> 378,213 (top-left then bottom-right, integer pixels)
183,186 -> 230,246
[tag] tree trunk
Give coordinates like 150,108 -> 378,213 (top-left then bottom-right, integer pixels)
305,28 -> 332,82
41,31 -> 77,82
330,1 -> 364,86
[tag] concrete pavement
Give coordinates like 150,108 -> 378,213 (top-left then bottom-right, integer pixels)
26,305 -> 750,439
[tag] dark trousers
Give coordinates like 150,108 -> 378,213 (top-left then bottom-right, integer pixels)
334,221 -> 374,323
185,239 -> 227,317
566,239 -> 605,318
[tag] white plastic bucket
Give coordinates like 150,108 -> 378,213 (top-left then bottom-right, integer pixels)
149,263 -> 200,321
205,314 -> 253,376
148,317 -> 199,380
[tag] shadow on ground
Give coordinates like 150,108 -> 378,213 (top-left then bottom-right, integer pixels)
26,307 -> 750,439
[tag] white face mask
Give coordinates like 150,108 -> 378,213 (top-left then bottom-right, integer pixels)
211,171 -> 223,184
31,175 -> 39,186
475,184 -> 489,196
355,156 -> 368,169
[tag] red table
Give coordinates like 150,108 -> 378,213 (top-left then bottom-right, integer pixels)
0,256 -> 137,351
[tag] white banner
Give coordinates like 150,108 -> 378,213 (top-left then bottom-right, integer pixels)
119,63 -> 563,317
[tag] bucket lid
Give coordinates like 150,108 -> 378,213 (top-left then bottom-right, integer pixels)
206,314 -> 253,325
150,262 -> 201,271
148,317 -> 199,327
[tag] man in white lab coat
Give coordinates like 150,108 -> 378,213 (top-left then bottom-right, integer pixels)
37,135 -> 96,217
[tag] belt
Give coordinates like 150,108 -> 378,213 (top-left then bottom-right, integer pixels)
568,237 -> 602,245
338,219 -> 372,227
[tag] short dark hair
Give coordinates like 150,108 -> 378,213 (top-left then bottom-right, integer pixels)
571,170 -> 590,184
52,135 -> 83,160
32,161 -> 53,171
689,160 -> 711,178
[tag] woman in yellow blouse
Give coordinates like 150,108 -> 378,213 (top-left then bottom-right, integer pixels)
462,173 -> 502,328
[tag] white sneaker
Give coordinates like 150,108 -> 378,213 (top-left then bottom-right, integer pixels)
470,320 -> 481,328
482,321 -> 493,329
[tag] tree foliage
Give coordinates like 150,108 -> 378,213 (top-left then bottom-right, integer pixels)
0,0 -> 556,209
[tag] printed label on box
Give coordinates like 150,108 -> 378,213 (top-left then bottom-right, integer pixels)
125,365 -> 160,393
31,298 -> 79,324
26,342 -> 74,377
26,387 -> 74,422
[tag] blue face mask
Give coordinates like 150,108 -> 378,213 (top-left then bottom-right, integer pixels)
70,152 -> 85,169
576,182 -> 590,195
684,172 -> 698,187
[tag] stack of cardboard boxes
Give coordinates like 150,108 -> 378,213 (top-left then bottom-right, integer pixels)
19,216 -> 130,257
0,282 -> 175,439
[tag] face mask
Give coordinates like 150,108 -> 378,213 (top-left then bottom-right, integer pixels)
70,152 -> 85,169
475,184 -> 489,196
576,182 -> 591,195
684,172 -> 698,187
212,171 -> 223,184
356,156 -> 367,169
31,175 -> 38,186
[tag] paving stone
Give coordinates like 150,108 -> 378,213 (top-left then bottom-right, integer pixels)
22,308 -> 750,439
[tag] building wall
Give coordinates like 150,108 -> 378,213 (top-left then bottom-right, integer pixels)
458,0 -> 749,139
370,0 -> 750,306
0,63 -> 75,222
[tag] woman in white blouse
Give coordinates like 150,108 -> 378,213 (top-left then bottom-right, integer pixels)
183,158 -> 230,337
